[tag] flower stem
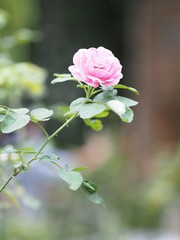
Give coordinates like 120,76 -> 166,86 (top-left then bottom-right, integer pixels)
0,175 -> 14,192
0,113 -> 78,192
86,86 -> 94,98
91,89 -> 102,96
31,119 -> 49,139
50,160 -> 63,169
28,112 -> 78,165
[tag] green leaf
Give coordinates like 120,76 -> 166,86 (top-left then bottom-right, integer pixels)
121,107 -> 134,123
115,96 -> 138,107
0,107 -> 7,122
82,182 -> 95,193
79,103 -> 106,119
17,147 -> 36,154
39,154 -> 60,164
12,108 -> 29,115
114,84 -> 139,95
56,106 -> 70,120
70,97 -> 88,113
51,153 -> 60,161
106,100 -> 126,117
30,108 -> 53,121
10,155 -> 23,170
0,107 -> 7,114
39,155 -> 52,163
82,185 -> 105,207
64,111 -> 75,118
0,114 -> 6,122
0,145 -> 18,154
84,119 -> 103,131
93,89 -> 117,103
51,74 -> 75,84
82,181 -> 98,193
95,110 -> 109,118
72,166 -> 87,172
12,161 -> 23,169
59,168 -> 83,191
1,110 -> 30,133
58,106 -> 70,112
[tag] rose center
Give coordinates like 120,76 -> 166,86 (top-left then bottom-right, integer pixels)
94,64 -> 104,70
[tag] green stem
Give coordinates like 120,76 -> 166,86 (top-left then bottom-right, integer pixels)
28,112 -> 78,164
91,89 -> 102,96
0,113 -> 78,192
0,175 -> 14,192
50,160 -> 63,169
31,119 -> 49,139
86,86 -> 94,98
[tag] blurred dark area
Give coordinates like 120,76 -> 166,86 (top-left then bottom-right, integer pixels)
0,0 -> 180,239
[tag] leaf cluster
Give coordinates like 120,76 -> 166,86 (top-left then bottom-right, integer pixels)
52,74 -> 139,130
0,106 -> 53,134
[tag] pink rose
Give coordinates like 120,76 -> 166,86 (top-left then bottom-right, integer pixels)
68,46 -> 123,88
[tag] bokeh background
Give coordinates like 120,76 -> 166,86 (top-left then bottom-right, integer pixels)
0,0 -> 180,239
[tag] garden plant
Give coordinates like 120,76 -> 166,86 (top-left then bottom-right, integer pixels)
0,46 -> 139,206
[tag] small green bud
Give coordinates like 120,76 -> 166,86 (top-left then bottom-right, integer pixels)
13,167 -> 21,176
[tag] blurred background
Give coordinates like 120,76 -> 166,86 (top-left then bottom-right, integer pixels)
0,0 -> 180,239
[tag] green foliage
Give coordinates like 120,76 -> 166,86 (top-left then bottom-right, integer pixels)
83,119 -> 103,131
116,96 -> 138,107
114,84 -> 139,95
17,147 -> 36,154
59,167 -> 83,191
39,153 -> 60,163
94,110 -> 109,118
51,73 -> 75,84
72,166 -> 87,172
0,62 -> 47,104
12,108 -> 29,115
0,9 -> 47,105
30,108 -> 53,121
106,100 -> 125,117
82,181 -> 105,207
0,145 -> 36,155
79,103 -> 106,119
69,97 -> 90,112
93,89 -> 118,103
39,155 -> 52,163
11,159 -> 23,169
121,107 -> 134,123
0,145 -> 18,154
1,109 -> 30,133
0,106 -> 54,134
82,180 -> 98,193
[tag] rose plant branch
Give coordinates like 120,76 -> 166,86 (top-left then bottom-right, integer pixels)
0,47 -> 139,206
0,112 -> 78,192
28,112 -> 78,165
31,119 -> 50,139
0,88 -> 94,192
